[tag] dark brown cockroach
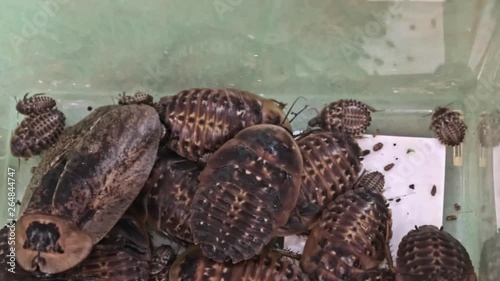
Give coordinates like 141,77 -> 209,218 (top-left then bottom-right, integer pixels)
16,104 -> 163,274
278,130 -> 363,236
301,187 -> 393,279
149,245 -> 177,281
169,246 -> 310,281
16,93 -> 56,116
430,106 -> 467,146
395,225 -> 477,281
10,109 -> 66,158
132,151 -> 202,244
431,185 -> 437,196
155,88 -> 292,162
479,232 -> 500,281
355,171 -> 385,192
373,142 -> 384,151
308,99 -> 375,137
384,163 -> 395,171
2,217 -> 151,280
118,91 -> 154,105
190,124 -> 303,263
478,110 -> 500,148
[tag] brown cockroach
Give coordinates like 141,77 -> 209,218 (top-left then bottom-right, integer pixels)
300,187 -> 393,279
155,88 -> 292,162
308,99 -> 375,137
430,106 -> 467,146
355,170 -> 385,192
190,124 -> 303,263
278,130 -> 363,236
16,104 -> 163,274
10,109 -> 66,158
2,217 -> 151,280
149,245 -> 177,281
395,225 -> 477,281
169,246 -> 310,281
15,93 -> 56,116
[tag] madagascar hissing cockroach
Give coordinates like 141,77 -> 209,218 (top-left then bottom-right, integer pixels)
16,93 -> 56,116
430,106 -> 467,146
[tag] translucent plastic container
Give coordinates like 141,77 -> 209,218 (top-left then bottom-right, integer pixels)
0,0 -> 499,279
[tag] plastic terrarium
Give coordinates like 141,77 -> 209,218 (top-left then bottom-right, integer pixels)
0,0 -> 499,280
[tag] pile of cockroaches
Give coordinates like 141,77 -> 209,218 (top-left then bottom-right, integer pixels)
2,88 -> 475,281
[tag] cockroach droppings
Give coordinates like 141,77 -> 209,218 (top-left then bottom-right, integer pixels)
396,198 -> 401,203
384,163 -> 395,171
431,185 -> 437,196
409,184 -> 415,190
446,215 -> 457,221
87,106 -> 93,111
373,142 -> 384,151
362,149 -> 371,156
454,203 -> 461,211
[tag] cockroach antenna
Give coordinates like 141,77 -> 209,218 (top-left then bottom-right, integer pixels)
423,101 -> 454,117
282,96 -> 307,125
288,105 -> 309,124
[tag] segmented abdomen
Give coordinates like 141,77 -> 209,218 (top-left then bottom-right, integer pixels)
355,171 -> 385,192
190,124 -> 303,263
279,130 -> 362,235
118,92 -> 154,105
397,225 -> 476,281
136,152 -> 201,243
317,99 -> 372,136
431,110 -> 467,146
478,110 -> 500,148
16,93 -> 56,116
169,246 -> 310,281
10,109 -> 65,158
156,88 -> 291,162
301,187 -> 392,278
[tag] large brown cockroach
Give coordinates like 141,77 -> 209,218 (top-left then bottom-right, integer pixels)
169,246 -> 309,281
478,110 -> 500,148
15,104 -> 163,274
278,130 -> 363,236
301,187 -> 392,279
16,93 -> 56,116
118,91 -> 154,105
190,124 -> 303,263
395,225 -> 477,281
355,170 -> 385,192
155,88 -> 292,162
10,109 -> 66,158
132,150 -> 202,244
2,217 -> 151,280
308,99 -> 375,137
430,106 -> 467,146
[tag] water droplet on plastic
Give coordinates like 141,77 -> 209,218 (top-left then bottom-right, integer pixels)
38,80 -> 43,84
254,54 -> 259,57
85,84 -> 91,88
247,34 -> 255,40
257,79 -> 262,82
163,50 -> 169,55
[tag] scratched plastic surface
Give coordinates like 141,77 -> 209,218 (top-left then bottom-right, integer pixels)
0,0 -> 499,273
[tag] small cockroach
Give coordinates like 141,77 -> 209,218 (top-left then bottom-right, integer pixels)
454,203 -> 461,211
16,93 -> 56,116
190,124 -> 303,263
278,130 -> 363,236
10,109 -> 66,158
169,246 -> 309,281
156,88 -> 292,162
301,187 -> 392,279
308,99 -> 375,137
431,185 -> 437,196
430,106 -> 467,146
478,110 -> 500,148
373,142 -> 384,151
384,163 -> 395,171
149,245 -> 177,281
395,225 -> 476,281
355,171 -> 385,192
446,215 -> 457,221
118,91 -> 154,105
